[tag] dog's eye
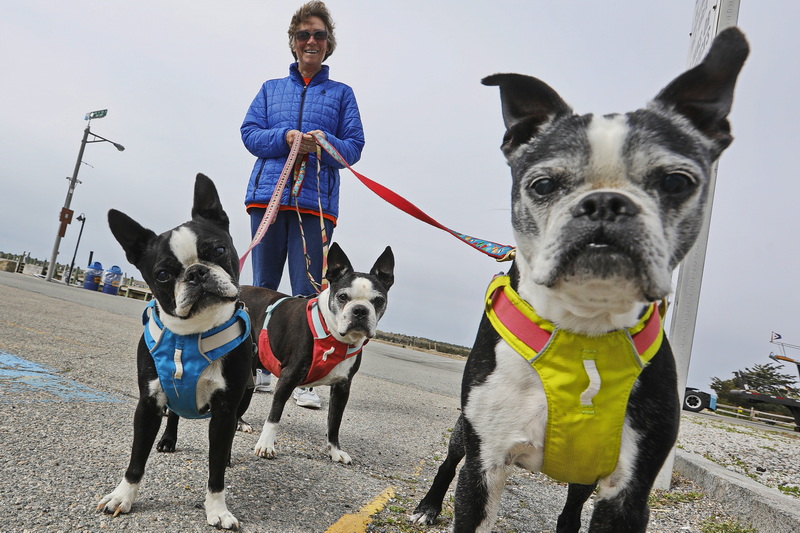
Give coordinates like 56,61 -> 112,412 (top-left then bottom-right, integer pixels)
660,172 -> 695,195
212,246 -> 226,258
529,177 -> 557,196
373,296 -> 385,308
155,270 -> 172,283
337,293 -> 350,304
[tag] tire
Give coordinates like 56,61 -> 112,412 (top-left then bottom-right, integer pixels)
683,393 -> 706,412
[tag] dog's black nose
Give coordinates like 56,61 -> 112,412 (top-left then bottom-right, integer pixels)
351,305 -> 369,319
184,265 -> 209,285
572,192 -> 639,222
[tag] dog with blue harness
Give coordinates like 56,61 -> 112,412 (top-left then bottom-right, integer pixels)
99,174 -> 255,530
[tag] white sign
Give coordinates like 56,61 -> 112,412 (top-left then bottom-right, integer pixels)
687,0 -> 742,67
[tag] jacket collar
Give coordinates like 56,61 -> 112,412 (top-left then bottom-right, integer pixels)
289,63 -> 330,85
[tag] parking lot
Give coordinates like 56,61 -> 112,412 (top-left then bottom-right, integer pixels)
0,272 -> 584,532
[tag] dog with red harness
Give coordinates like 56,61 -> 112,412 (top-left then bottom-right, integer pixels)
244,242 -> 394,464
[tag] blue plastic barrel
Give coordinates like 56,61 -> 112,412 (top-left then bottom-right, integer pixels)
102,265 -> 123,295
83,262 -> 103,291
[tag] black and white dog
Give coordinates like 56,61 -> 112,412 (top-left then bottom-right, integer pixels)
149,243 -> 394,466
99,174 -> 253,530
412,28 -> 748,532
243,243 -> 394,465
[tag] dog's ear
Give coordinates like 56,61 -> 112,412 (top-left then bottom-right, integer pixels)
654,27 -> 749,157
370,246 -> 394,291
326,242 -> 353,285
108,209 -> 157,267
192,173 -> 230,230
482,73 -> 573,156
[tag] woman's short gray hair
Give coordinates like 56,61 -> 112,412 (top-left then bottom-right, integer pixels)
288,1 -> 336,61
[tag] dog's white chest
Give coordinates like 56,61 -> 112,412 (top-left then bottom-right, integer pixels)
195,360 -> 226,405
464,341 -> 548,471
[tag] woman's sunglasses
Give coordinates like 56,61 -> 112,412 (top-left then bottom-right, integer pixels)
294,30 -> 328,42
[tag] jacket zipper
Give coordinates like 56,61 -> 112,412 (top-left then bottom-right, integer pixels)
297,83 -> 309,131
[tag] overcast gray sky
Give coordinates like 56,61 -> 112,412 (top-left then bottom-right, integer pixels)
2,1 -> 799,391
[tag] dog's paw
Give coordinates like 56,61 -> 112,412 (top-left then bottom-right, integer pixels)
156,436 -> 176,453
97,480 -> 139,517
254,439 -> 277,459
254,446 -> 277,459
327,443 -> 352,465
254,422 -> 277,458
205,491 -> 239,530
237,418 -> 253,433
409,505 -> 440,525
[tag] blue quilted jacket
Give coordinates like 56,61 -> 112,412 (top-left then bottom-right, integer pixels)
241,63 -> 365,221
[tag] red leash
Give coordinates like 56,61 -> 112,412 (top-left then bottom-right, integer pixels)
239,133 -> 516,272
310,132 -> 515,261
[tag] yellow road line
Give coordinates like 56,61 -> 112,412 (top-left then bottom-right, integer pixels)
325,486 -> 395,533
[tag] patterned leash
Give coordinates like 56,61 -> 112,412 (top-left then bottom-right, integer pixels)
310,132 -> 516,262
292,144 -> 329,293
238,133 -> 304,271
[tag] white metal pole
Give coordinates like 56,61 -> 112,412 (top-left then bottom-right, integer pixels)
654,0 -> 740,490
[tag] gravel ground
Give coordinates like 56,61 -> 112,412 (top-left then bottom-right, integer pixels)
677,414 -> 800,496
366,413 -> 800,532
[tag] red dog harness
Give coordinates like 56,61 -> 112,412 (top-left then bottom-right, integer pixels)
258,298 -> 366,386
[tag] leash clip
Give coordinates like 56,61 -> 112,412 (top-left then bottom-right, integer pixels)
495,249 -> 516,262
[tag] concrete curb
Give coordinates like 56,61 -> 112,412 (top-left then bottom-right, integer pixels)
675,449 -> 800,533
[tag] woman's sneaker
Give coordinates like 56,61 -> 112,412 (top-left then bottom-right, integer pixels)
254,369 -> 272,393
293,387 -> 321,409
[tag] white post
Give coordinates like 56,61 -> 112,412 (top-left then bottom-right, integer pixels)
654,0 -> 740,490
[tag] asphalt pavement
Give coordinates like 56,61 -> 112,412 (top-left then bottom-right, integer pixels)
0,272 -> 582,533
3,271 -> 799,533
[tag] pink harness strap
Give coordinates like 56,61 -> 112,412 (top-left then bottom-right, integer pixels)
490,287 -> 551,353
490,284 -> 661,357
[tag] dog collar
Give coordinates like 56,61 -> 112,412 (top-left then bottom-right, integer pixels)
484,275 -> 663,484
143,300 -> 251,419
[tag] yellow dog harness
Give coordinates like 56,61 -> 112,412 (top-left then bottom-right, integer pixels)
484,275 -> 663,484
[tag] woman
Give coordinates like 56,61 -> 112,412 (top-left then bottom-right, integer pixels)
241,1 -> 365,407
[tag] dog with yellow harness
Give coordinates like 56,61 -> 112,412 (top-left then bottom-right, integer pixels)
411,27 -> 749,532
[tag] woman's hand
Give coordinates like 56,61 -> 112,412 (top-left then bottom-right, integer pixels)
286,129 -> 323,154
306,130 -> 326,143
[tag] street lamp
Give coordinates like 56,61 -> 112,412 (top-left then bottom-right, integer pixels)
65,214 -> 86,286
45,110 -> 124,282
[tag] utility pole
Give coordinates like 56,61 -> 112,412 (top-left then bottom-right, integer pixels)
45,110 -> 123,282
46,126 -> 90,281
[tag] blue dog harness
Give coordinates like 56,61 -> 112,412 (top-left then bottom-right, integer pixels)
143,300 -> 251,419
